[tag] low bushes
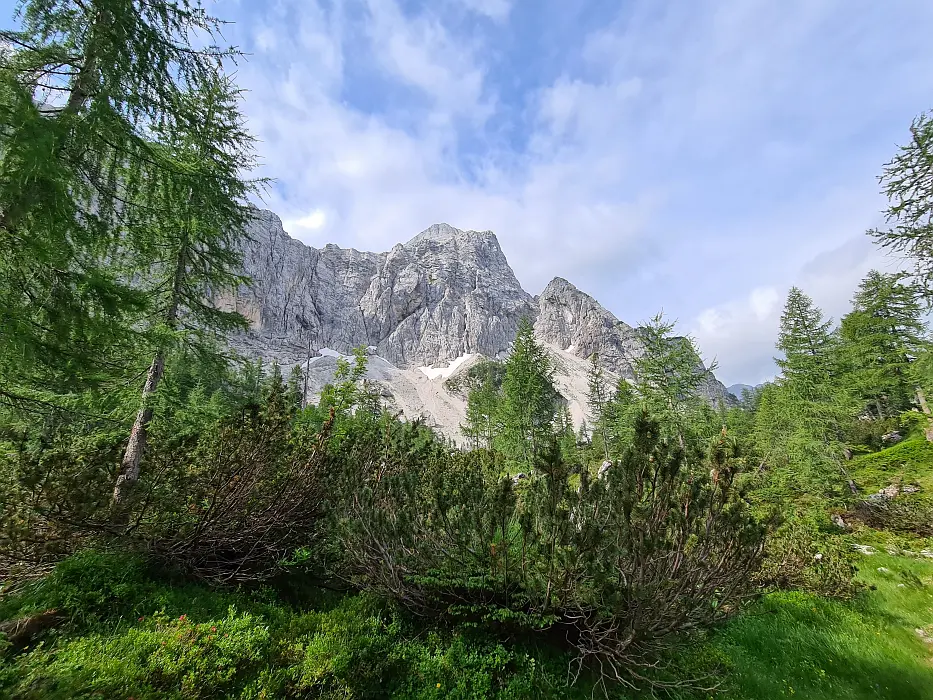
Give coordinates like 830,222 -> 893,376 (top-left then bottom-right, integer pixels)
333,411 -> 766,687
141,406 -> 333,584
851,495 -> 933,538
1,377 -> 770,693
754,514 -> 862,600
0,553 -> 620,699
0,384 -> 333,588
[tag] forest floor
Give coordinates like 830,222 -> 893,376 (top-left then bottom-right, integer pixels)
3,440 -> 933,698
1,546 -> 931,699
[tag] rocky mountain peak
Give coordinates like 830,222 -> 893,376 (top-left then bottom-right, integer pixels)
229,209 -> 732,439
534,276 -> 641,379
402,224 -> 510,277
540,276 -> 578,295
234,212 -> 534,369
405,222 -> 497,247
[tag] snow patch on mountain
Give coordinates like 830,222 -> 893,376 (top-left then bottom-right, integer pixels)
419,353 -> 480,380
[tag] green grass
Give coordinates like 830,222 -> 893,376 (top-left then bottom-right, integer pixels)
3,550 -> 933,699
709,553 -> 933,700
851,438 -> 933,493
0,552 -> 607,699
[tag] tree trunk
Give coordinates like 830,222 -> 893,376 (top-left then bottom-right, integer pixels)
838,460 -> 859,495
916,387 -> 931,415
915,388 -> 933,442
112,352 -> 165,511
303,334 -> 312,409
64,29 -> 101,115
113,236 -> 187,514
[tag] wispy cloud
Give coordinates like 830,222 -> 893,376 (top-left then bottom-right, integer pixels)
210,0 -> 933,383
454,0 -> 513,22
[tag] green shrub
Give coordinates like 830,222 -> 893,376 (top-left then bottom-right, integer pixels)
0,607 -> 272,699
291,598 -> 404,697
851,495 -> 933,537
0,550 -> 281,633
0,550 -> 150,623
898,410 -> 930,440
755,514 -> 862,600
843,416 -> 902,452
333,412 -> 765,688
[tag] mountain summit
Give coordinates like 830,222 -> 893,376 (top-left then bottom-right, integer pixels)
224,210 -> 730,439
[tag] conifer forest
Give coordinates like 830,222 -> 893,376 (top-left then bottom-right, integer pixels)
1,1 -> 933,698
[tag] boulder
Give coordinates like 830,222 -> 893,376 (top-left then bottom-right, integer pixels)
881,431 -> 903,445
879,484 -> 901,499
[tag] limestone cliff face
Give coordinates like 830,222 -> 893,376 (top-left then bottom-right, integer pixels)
231,209 -> 731,438
533,276 -> 643,379
236,213 -> 534,368
237,209 -> 382,354
359,223 -> 536,367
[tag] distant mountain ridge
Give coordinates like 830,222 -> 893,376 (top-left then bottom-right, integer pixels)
219,210 -> 732,441
727,383 -> 760,400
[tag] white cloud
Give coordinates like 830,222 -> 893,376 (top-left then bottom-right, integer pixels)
533,76 -> 643,151
696,286 -> 780,342
363,0 -> 490,122
254,27 -> 277,52
690,236 -> 907,385
692,290 -> 783,386
749,287 -> 780,321
284,209 -> 328,232
454,0 -> 512,22
222,0 -> 933,384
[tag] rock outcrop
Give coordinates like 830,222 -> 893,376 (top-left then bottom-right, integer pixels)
227,209 -> 731,440
534,276 -> 642,379
232,213 -> 534,368
360,223 -> 535,367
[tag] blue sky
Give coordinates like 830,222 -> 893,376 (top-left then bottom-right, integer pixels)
5,0 -> 932,384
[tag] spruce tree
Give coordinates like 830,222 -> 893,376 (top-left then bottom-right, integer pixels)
604,376 -> 636,452
555,403 -> 577,461
462,360 -> 501,450
495,318 -> 558,469
776,287 -> 838,402
840,271 -> 926,417
319,347 -> 368,418
630,314 -> 711,447
768,287 -> 856,493
286,365 -> 305,412
586,352 -> 611,460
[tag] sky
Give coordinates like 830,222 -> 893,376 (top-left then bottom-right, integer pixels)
6,0 -> 933,385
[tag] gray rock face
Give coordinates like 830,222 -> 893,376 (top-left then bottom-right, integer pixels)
534,276 -> 642,379
233,213 -> 534,368
360,224 -> 535,366
230,209 -> 382,356
533,276 -> 731,408
229,209 -> 732,432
